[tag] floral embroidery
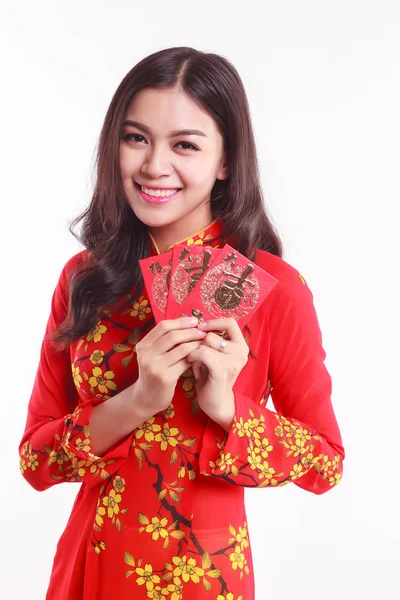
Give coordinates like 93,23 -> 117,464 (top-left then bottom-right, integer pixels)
128,296 -> 152,320
203,405 -> 343,490
87,319 -> 108,343
124,519 -> 251,596
88,366 -> 117,394
19,218 -> 344,598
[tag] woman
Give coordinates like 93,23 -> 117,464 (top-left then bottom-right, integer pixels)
19,46 -> 345,599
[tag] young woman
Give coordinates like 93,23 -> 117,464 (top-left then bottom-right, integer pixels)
19,46 -> 345,600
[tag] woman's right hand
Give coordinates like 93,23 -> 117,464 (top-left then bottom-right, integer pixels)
133,316 -> 206,416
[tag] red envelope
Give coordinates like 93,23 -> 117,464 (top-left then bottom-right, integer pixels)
166,244 -> 221,319
177,244 -> 279,329
139,252 -> 172,323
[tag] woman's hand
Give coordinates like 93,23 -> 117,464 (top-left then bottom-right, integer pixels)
186,318 -> 249,430
134,316 -> 207,417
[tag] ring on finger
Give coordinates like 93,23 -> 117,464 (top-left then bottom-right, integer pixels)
218,339 -> 228,353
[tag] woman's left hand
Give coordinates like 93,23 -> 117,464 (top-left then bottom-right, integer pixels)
186,318 -> 249,430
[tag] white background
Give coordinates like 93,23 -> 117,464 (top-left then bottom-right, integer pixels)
1,1 -> 399,598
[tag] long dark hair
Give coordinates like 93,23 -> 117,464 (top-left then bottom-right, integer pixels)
49,46 -> 283,350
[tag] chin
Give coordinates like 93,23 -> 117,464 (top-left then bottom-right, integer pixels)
128,204 -> 176,227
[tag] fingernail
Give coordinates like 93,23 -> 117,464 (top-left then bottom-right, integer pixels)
198,321 -> 207,329
187,317 -> 198,325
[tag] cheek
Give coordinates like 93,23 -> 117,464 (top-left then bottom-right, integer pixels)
119,155 -> 128,178
184,158 -> 215,186
119,147 -> 135,178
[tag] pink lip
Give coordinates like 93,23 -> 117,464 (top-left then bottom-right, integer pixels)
138,187 -> 180,204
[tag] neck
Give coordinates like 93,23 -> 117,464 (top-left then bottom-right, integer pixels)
148,209 -> 215,254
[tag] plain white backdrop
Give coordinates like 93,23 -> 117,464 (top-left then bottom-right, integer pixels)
1,1 -> 399,598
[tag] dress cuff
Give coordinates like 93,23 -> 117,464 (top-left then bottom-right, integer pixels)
198,391 -> 247,477
61,402 -> 133,465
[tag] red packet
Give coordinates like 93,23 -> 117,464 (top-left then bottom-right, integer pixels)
177,244 -> 279,329
139,251 -> 172,323
166,244 -> 221,319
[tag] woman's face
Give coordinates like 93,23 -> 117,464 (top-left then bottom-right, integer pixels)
119,87 -> 228,248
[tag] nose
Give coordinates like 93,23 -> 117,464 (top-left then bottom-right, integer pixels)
140,145 -> 172,179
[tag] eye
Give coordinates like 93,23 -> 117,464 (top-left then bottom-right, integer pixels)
122,133 -> 199,151
175,141 -> 199,151
123,133 -> 146,144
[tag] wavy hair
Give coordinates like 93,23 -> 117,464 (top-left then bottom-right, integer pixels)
49,46 -> 283,350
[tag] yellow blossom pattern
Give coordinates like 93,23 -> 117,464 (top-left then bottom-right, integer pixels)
124,519 -> 252,596
135,417 -> 162,443
71,363 -> 83,388
102,488 -> 122,519
19,218 -> 344,598
201,402 -> 343,492
88,366 -> 117,394
185,230 -> 220,247
86,319 -> 108,343
19,442 -> 39,473
90,349 -> 105,364
154,422 -> 181,451
129,296 -> 152,320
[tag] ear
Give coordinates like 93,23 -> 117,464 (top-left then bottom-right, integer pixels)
216,156 -> 229,181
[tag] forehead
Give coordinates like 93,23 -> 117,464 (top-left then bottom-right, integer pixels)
124,88 -> 220,138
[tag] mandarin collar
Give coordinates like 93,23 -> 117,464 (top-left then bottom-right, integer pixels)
148,218 -> 227,256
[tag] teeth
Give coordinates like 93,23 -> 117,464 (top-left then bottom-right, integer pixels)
141,185 -> 178,197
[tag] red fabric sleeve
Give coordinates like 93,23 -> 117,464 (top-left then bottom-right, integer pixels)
198,271 -> 345,495
18,254 -> 134,491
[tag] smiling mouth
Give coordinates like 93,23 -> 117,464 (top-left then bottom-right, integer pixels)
134,182 -> 183,192
135,182 -> 183,204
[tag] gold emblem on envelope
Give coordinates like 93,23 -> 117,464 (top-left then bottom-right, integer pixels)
148,258 -> 172,313
171,248 -> 213,304
200,260 -> 260,319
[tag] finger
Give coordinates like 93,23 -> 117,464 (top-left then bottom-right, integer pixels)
146,316 -> 199,344
192,360 -> 202,380
162,340 -> 203,370
200,331 -> 233,354
172,357 -> 197,381
197,317 -> 243,343
141,317 -> 205,356
196,363 -> 209,382
157,326 -> 206,355
187,346 -> 225,376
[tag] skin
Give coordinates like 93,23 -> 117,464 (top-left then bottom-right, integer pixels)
119,88 -> 249,432
187,318 -> 249,431
119,86 -> 229,253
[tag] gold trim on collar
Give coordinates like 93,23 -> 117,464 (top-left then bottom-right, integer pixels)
148,231 -> 162,255
148,218 -> 219,255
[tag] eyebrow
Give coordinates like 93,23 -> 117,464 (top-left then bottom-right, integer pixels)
121,120 -> 208,138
